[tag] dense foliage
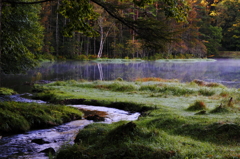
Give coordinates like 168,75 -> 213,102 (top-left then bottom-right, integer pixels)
1,1 -> 43,73
0,0 -> 239,73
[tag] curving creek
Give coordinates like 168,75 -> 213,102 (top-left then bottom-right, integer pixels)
0,95 -> 140,159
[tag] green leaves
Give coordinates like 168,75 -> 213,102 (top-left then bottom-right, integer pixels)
59,0 -> 99,37
1,1 -> 43,73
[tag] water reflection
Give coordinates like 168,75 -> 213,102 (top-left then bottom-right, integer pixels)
1,59 -> 240,93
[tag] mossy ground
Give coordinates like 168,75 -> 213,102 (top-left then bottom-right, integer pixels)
0,102 -> 83,136
0,87 -> 16,95
32,78 -> 240,158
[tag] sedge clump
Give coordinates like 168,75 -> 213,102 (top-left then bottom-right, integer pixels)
187,101 -> 207,111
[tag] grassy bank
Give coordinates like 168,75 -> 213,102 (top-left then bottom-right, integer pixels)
32,79 -> 240,158
217,51 -> 240,58
0,102 -> 83,136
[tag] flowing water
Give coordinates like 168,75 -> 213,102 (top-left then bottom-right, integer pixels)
0,104 -> 140,159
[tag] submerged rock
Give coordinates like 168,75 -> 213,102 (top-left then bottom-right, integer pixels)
32,139 -> 50,145
85,114 -> 105,121
40,147 -> 55,155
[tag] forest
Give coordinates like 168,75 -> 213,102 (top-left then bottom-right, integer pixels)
0,0 -> 239,74
2,1 -> 240,158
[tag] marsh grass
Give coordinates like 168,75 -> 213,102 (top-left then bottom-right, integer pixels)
199,88 -> 216,96
32,79 -> 240,158
102,82 -> 138,92
0,102 -> 83,135
136,77 -> 179,82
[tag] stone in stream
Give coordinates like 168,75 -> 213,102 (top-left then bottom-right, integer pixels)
85,114 -> 105,122
40,147 -> 56,155
31,138 -> 50,145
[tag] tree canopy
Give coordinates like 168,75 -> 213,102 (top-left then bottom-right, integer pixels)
0,0 -> 189,73
0,0 -> 239,73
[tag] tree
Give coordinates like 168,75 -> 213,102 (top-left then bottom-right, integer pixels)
1,1 -> 43,73
214,0 -> 240,51
0,0 -> 189,73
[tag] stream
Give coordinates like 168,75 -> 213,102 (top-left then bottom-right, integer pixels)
0,101 -> 140,159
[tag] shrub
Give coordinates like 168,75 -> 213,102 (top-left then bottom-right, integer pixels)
116,77 -> 123,81
88,54 -> 98,59
77,54 -> 88,60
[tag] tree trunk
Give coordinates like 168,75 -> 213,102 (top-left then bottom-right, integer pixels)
0,0 -> 2,64
97,17 -> 113,58
97,17 -> 104,58
94,37 -> 96,55
55,0 -> 59,56
0,0 -> 2,79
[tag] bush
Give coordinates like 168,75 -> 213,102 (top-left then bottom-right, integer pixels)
88,54 -> 98,59
77,54 -> 88,60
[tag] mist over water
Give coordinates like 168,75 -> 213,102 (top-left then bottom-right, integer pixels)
1,58 -> 240,93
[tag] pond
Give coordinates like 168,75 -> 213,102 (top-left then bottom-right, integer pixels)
1,58 -> 240,93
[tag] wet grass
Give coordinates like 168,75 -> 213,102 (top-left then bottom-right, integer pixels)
32,79 -> 240,158
0,102 -> 83,136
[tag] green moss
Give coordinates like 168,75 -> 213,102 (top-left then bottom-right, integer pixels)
0,87 -> 16,95
0,102 -> 83,135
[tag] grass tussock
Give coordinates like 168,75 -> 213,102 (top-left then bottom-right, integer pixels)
0,102 -> 83,135
187,101 -> 207,111
210,97 -> 239,114
30,79 -> 240,158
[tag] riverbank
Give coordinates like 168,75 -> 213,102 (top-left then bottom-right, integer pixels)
217,51 -> 240,58
0,101 -> 83,136
31,78 -> 240,158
